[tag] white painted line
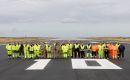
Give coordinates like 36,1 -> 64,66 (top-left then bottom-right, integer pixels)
120,42 -> 130,44
71,59 -> 122,69
90,42 -> 99,43
26,59 -> 51,70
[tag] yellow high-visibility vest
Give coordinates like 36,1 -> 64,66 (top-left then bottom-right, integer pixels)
6,44 -> 12,50
47,46 -> 51,52
12,45 -> 16,51
75,44 -> 79,49
87,45 -> 91,49
29,46 -> 34,51
62,45 -> 68,53
81,45 -> 85,50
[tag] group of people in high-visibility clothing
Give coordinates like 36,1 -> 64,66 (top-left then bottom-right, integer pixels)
6,42 -> 125,59
6,43 -> 41,59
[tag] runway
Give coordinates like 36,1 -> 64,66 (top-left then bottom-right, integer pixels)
0,43 -> 130,80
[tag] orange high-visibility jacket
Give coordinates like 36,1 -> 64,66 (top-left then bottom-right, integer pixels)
108,44 -> 113,55
92,45 -> 98,52
112,45 -> 118,55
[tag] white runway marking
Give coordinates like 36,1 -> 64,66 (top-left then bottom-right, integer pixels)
90,42 -> 99,43
71,59 -> 122,69
120,42 -> 130,44
26,59 -> 51,70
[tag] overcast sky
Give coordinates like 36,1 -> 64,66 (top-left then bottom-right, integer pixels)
0,0 -> 130,38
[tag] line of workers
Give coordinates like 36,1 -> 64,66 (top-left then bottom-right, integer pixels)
6,42 -> 125,59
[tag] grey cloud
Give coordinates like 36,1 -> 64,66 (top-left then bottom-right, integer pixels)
61,18 -> 79,23
0,0 -> 130,38
0,0 -> 130,23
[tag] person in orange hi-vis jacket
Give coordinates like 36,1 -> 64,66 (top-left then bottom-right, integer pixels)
92,43 -> 98,58
112,44 -> 118,59
108,43 -> 113,58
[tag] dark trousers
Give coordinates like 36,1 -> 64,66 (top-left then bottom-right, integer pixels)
80,51 -> 85,58
104,51 -> 109,59
119,51 -> 124,58
92,51 -> 97,58
74,48 -> 80,58
20,50 -> 24,56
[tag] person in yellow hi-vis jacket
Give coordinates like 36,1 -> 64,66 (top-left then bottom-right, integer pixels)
12,43 -> 17,58
59,44 -> 63,58
46,45 -> 52,58
98,43 -> 105,59
45,43 -> 52,58
80,44 -> 85,58
6,43 -> 13,58
68,44 -> 73,58
29,44 -> 34,58
24,43 -> 30,59
15,43 -> 21,58
62,44 -> 69,58
74,43 -> 80,58
37,44 -> 41,58
33,44 -> 37,58
23,44 -> 27,59
85,44 -> 92,58
45,43 -> 49,58
23,43 -> 29,59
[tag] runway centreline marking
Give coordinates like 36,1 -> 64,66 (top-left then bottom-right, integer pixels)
26,59 -> 51,70
71,59 -> 122,69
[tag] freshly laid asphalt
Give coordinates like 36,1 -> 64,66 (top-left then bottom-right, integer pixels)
0,43 -> 130,80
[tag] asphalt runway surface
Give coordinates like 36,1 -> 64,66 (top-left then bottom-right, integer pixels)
0,43 -> 130,80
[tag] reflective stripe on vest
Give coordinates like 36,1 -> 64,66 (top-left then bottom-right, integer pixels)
81,45 -> 85,50
87,45 -> 91,49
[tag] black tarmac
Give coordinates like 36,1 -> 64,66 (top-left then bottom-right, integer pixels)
0,43 -> 130,80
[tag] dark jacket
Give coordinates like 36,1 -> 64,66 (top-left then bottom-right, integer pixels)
118,44 -> 125,52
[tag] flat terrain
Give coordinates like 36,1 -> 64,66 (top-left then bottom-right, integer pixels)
0,43 -> 130,80
0,37 -> 130,43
